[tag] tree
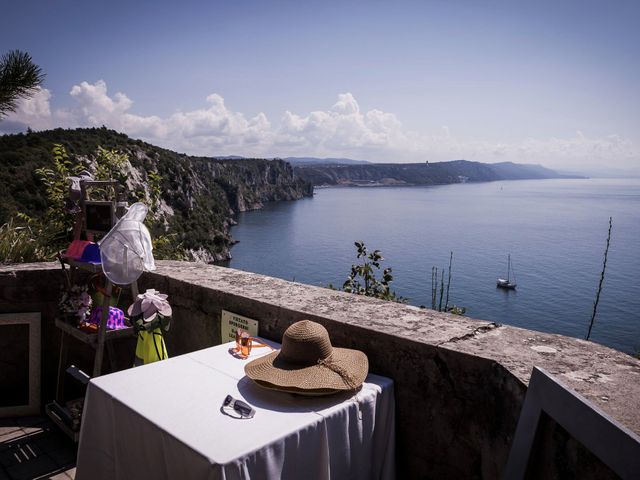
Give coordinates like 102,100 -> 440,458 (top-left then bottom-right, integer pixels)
0,50 -> 45,119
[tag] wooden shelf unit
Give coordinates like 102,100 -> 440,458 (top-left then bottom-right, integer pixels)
45,401 -> 80,442
50,258 -> 139,441
49,179 -> 139,441
55,318 -> 135,347
55,257 -> 138,380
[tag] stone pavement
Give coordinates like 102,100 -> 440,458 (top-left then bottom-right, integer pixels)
0,417 -> 76,480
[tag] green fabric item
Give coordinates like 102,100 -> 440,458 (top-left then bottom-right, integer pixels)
135,328 -> 168,365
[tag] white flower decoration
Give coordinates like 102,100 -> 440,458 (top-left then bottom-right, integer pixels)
127,289 -> 172,322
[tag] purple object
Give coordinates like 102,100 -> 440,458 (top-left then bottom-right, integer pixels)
87,306 -> 126,330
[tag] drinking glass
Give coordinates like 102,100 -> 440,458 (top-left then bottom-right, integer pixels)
240,333 -> 252,358
235,328 -> 247,352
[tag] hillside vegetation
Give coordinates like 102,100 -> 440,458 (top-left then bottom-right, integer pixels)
294,160 -> 582,186
0,128 -> 312,262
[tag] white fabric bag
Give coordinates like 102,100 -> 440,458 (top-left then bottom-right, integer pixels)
99,202 -> 156,285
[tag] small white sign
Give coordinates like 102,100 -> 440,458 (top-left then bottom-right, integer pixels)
221,310 -> 259,344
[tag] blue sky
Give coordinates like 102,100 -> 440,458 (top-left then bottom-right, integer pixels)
2,0 -> 639,173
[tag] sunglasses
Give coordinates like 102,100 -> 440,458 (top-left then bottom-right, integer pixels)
221,395 -> 256,419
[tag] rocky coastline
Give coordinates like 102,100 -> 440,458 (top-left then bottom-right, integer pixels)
0,128 -> 313,263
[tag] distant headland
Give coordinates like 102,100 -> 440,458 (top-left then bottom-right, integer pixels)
291,158 -> 586,187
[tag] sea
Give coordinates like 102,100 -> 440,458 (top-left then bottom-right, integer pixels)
226,178 -> 640,355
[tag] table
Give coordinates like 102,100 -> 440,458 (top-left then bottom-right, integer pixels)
75,338 -> 395,480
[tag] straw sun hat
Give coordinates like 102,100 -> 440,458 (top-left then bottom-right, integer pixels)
244,320 -> 369,395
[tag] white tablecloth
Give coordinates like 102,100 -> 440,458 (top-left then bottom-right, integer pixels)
75,339 -> 395,480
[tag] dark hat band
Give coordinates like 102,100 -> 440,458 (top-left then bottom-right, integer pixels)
318,356 -> 358,389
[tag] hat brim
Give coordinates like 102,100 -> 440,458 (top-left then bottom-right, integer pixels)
251,379 -> 344,397
244,347 -> 368,394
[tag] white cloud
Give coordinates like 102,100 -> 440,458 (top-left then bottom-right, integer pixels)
19,87 -> 51,117
275,94 -> 409,156
1,80 -> 638,174
2,87 -> 53,130
69,80 -> 132,121
332,93 -> 360,115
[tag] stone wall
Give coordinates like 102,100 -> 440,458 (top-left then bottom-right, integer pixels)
1,261 -> 639,478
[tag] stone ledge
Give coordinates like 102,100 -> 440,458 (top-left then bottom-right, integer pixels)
3,261 -> 638,478
149,261 -> 640,436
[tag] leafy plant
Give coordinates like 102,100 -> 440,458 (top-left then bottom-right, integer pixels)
0,217 -> 47,263
141,168 -> 187,260
94,146 -> 128,181
340,241 -> 405,302
0,142 -> 188,263
34,144 -> 85,245
147,170 -> 163,211
446,305 -> 466,315
2,144 -> 92,263
151,232 -> 188,261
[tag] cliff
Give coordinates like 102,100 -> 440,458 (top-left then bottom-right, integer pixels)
294,159 -> 583,186
0,128 -> 313,262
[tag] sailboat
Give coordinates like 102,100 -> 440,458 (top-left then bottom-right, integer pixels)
497,254 -> 517,290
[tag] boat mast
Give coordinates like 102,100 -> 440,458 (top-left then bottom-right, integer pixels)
511,257 -> 517,285
507,254 -> 511,282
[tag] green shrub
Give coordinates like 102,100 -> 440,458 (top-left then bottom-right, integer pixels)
0,143 -> 187,264
0,217 -> 48,263
339,241 -> 406,302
